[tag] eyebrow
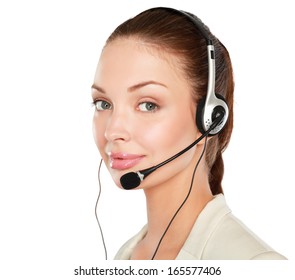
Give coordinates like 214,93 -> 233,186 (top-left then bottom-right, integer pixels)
91,84 -> 105,94
91,80 -> 167,94
127,81 -> 167,92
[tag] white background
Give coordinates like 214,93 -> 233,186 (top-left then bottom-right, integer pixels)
0,0 -> 294,279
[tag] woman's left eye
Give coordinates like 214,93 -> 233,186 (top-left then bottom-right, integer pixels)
138,102 -> 158,112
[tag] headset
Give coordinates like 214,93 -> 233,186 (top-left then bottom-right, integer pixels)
120,7 -> 229,190
161,8 -> 230,136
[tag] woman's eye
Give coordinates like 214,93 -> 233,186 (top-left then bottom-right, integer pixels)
94,100 -> 112,111
138,102 -> 158,112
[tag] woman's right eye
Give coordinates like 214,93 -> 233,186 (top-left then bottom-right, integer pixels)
93,100 -> 112,111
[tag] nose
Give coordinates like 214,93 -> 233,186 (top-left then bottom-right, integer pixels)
104,110 -> 131,142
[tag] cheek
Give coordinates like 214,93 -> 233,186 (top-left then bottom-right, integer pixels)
141,111 -> 198,160
92,114 -> 106,155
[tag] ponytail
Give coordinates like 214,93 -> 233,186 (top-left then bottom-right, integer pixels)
209,152 -> 224,195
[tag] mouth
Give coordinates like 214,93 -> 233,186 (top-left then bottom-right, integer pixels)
109,152 -> 145,171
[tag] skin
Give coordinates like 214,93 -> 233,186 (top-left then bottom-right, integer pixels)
92,38 -> 213,259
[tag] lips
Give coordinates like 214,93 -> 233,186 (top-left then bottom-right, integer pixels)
109,153 -> 145,170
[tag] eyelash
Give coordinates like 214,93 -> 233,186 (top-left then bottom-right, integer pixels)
92,100 -> 159,112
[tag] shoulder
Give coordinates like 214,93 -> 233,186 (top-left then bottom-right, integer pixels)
178,194 -> 287,260
201,211 -> 286,260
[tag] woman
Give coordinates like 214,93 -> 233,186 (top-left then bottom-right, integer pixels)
91,7 -> 286,260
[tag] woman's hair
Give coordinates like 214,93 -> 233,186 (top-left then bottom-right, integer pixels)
105,8 -> 234,195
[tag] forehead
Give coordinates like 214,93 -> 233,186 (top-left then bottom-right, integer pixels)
95,38 -> 187,87
102,37 -> 181,64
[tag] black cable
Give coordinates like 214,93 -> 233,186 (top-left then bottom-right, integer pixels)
151,136 -> 208,260
95,159 -> 108,260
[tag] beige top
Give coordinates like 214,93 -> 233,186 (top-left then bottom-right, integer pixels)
114,194 -> 286,260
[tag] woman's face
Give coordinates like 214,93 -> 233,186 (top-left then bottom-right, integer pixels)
92,38 -> 200,189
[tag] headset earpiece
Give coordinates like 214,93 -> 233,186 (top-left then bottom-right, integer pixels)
196,94 -> 228,136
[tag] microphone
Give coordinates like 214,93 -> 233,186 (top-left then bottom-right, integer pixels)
120,112 -> 224,190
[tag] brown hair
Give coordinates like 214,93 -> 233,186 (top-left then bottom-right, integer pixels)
105,8 -> 234,195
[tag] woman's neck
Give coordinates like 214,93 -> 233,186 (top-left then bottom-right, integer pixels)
133,155 -> 213,260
